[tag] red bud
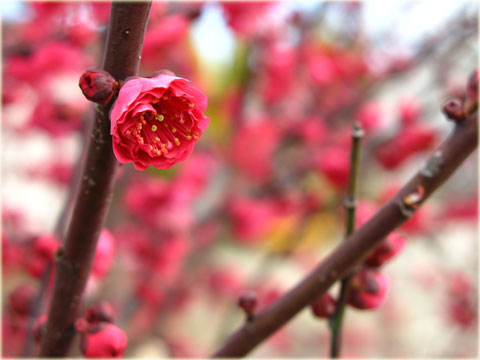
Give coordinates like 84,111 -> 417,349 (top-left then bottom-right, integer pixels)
442,98 -> 464,122
8,283 -> 37,316
79,68 -> 117,105
348,268 -> 389,310
81,323 -> 127,358
85,301 -> 115,324
311,293 -> 336,318
237,291 -> 258,318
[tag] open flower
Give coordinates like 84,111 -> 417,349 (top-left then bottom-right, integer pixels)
110,74 -> 209,170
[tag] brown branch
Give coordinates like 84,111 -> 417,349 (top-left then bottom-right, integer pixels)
39,2 -> 152,357
211,110 -> 478,358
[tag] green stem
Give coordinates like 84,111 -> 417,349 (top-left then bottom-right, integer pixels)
328,122 -> 364,358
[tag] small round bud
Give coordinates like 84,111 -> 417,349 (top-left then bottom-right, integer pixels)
442,98 -> 464,122
79,68 -> 117,105
237,291 -> 258,319
85,302 -> 115,324
33,314 -> 48,343
8,283 -> 37,316
311,293 -> 336,318
34,235 -> 61,260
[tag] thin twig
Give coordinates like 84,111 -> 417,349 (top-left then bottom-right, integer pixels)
39,2 -> 152,356
329,122 -> 364,358
211,109 -> 478,358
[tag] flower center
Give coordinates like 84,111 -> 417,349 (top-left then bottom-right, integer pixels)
124,91 -> 201,157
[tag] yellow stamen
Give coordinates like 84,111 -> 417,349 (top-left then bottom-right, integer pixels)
174,138 -> 180,146
151,125 -> 158,131
155,115 -> 164,122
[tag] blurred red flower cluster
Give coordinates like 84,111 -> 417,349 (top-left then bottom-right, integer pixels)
2,1 -> 477,358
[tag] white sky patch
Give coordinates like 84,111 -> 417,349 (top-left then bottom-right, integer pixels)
190,3 -> 235,65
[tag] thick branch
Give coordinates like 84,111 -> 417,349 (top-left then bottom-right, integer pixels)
39,3 -> 152,357
212,111 -> 477,358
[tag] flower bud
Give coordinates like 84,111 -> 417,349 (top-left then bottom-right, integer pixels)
81,323 -> 127,358
79,68 -> 117,105
311,293 -> 336,318
348,268 -> 389,310
442,98 -> 464,122
8,284 -> 37,316
364,233 -> 406,267
237,291 -> 258,319
85,302 -> 115,324
34,235 -> 61,260
33,314 -> 48,342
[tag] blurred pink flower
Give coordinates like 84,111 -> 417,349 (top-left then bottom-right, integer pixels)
447,272 -> 477,329
152,235 -> 191,285
207,267 -> 245,299
376,125 -> 437,169
315,146 -> 350,189
27,99 -> 83,137
91,229 -> 115,281
398,98 -> 422,126
110,74 -> 209,170
220,2 -> 274,38
5,41 -> 90,86
142,15 -> 189,68
261,44 -> 297,104
288,116 -> 327,146
227,196 -> 278,243
124,178 -> 193,231
355,102 -> 382,133
230,119 -> 280,182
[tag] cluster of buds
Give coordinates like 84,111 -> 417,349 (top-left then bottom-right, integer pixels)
33,302 -> 126,358
311,231 -> 405,319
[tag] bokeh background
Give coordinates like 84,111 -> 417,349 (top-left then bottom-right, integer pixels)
1,1 -> 478,358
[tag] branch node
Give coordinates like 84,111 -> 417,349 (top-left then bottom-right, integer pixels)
343,198 -> 356,210
352,122 -> 365,138
399,185 -> 425,218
